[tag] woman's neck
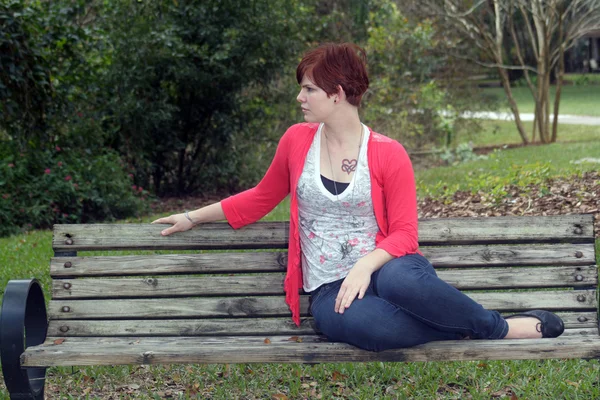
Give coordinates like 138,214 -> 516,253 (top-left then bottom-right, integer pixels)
322,108 -> 363,149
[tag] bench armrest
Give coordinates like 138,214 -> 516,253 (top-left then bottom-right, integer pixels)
0,279 -> 48,399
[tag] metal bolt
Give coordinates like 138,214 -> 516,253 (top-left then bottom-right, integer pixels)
575,251 -> 583,259
63,283 -> 72,289
575,275 -> 584,282
578,316 -> 588,323
577,295 -> 586,302
60,326 -> 69,333
65,238 -> 73,245
62,306 -> 71,312
64,261 -> 72,268
574,227 -> 583,235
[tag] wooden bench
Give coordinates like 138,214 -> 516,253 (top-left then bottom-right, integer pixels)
1,214 -> 598,399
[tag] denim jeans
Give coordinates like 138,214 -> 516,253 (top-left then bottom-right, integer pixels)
309,253 -> 509,352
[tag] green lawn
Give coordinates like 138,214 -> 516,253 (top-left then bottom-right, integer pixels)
415,139 -> 600,199
2,123 -> 600,398
482,85 -> 600,117
458,120 -> 600,147
564,73 -> 600,84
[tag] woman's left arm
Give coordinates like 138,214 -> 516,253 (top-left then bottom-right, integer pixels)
375,140 -> 419,257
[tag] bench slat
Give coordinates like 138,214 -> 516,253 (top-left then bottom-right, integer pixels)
51,253 -> 287,277
51,266 -> 598,299
46,312 -> 598,337
49,243 -> 596,277
47,290 -> 597,319
52,215 -> 594,251
418,215 -> 594,245
22,335 -> 600,367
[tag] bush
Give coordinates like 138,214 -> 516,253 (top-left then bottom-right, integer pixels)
438,142 -> 487,166
0,145 -> 149,237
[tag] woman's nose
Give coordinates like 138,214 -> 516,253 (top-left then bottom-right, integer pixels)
296,90 -> 304,103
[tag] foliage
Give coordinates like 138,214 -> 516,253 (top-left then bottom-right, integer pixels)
0,0 -> 149,236
0,0 -> 523,237
0,143 -> 148,237
438,142 -> 487,166
412,0 -> 600,144
362,0 -> 489,149
0,0 -> 101,148
0,0 -> 54,147
95,0 -> 311,196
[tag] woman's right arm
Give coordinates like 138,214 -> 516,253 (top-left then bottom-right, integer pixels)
152,202 -> 225,236
153,125 -> 295,235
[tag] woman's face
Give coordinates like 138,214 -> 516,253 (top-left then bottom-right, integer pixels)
296,75 -> 335,123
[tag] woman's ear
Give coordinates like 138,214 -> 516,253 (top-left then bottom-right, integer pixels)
336,84 -> 347,103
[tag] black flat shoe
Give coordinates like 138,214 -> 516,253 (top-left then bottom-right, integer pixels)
505,310 -> 565,338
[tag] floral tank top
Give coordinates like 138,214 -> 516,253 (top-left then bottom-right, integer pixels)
297,123 -> 379,292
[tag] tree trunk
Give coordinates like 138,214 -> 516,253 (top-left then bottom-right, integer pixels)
531,99 -> 539,143
552,12 -> 565,143
498,68 -> 529,144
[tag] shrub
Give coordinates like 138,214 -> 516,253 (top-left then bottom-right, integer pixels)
438,142 -> 487,166
0,145 -> 149,237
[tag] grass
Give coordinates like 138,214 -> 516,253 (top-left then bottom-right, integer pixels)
564,73 -> 600,84
482,85 -> 600,117
416,138 -> 600,198
1,124 -> 600,398
458,120 -> 600,148
31,360 -> 598,399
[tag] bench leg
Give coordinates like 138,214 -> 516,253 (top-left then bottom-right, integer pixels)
0,279 -> 48,399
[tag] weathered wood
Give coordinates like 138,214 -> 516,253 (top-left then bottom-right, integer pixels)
551,312 -> 599,329
21,335 -> 600,367
51,266 -> 598,299
35,215 -> 599,369
47,290 -> 597,320
561,328 -> 600,338
417,215 -> 594,245
53,275 -> 286,299
47,318 -> 318,337
51,253 -> 287,277
52,215 -> 594,251
53,223 -> 290,251
46,312 -> 598,337
49,244 -> 596,277
422,244 -> 594,268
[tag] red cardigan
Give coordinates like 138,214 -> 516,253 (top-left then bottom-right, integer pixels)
221,123 -> 419,325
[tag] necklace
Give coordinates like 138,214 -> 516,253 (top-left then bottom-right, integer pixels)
323,125 -> 364,201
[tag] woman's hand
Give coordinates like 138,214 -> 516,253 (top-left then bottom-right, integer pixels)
335,261 -> 374,314
151,213 -> 194,236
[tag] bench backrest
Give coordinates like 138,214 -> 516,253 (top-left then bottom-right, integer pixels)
49,215 -> 598,339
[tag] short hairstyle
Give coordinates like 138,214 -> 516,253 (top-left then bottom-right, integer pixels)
296,43 -> 369,107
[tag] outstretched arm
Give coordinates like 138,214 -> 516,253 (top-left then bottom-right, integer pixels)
152,202 -> 226,236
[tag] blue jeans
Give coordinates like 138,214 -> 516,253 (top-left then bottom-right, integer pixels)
309,254 -> 509,352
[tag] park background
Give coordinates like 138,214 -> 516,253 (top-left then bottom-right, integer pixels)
1,0 -> 599,398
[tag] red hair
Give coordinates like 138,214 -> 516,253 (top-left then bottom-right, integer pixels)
296,43 -> 369,107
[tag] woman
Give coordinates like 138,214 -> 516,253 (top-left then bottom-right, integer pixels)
153,43 -> 564,352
